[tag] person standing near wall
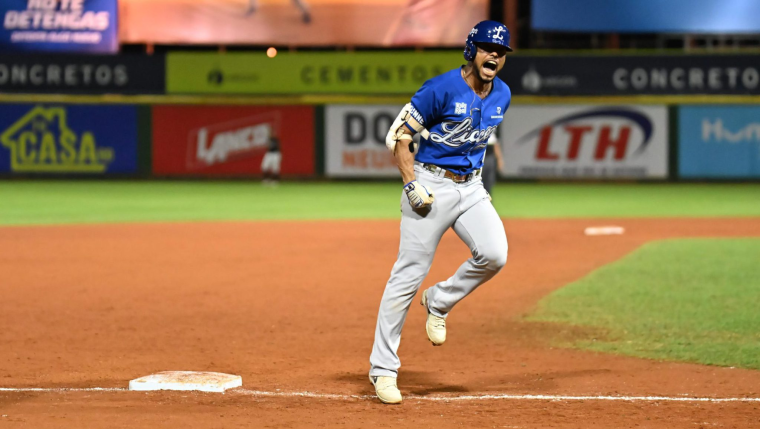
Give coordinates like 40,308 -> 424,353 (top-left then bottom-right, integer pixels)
482,134 -> 504,197
261,127 -> 282,185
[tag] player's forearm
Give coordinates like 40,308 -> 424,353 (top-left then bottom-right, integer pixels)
394,141 -> 417,184
493,142 -> 504,162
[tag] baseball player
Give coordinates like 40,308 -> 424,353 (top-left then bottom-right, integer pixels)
261,126 -> 282,184
482,133 -> 504,196
369,20 -> 513,404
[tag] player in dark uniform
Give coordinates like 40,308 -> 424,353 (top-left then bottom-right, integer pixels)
482,134 -> 504,196
261,129 -> 282,184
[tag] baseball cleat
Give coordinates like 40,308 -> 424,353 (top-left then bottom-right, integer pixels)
369,375 -> 402,404
421,289 -> 446,346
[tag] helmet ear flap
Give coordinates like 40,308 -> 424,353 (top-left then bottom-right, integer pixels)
463,40 -> 475,62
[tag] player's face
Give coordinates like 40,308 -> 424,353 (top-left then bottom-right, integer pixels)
473,43 -> 507,83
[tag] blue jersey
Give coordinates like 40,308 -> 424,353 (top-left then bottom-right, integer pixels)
406,67 -> 511,175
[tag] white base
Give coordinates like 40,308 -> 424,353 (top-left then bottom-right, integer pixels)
584,226 -> 625,236
129,371 -> 242,393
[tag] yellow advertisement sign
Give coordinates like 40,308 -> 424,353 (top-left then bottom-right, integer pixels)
167,51 -> 464,95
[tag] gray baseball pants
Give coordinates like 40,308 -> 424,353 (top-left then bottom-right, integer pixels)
369,164 -> 508,378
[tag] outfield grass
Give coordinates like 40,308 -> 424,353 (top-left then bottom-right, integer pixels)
0,181 -> 759,226
528,239 -> 760,370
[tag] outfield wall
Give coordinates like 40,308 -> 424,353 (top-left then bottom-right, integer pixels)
1,49 -> 759,180
1,100 -> 759,180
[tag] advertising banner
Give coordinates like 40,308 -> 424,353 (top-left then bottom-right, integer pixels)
0,104 -> 138,174
0,54 -> 165,94
1,0 -> 118,53
325,104 -> 403,178
152,105 -> 315,177
167,51 -> 462,95
499,54 -> 760,96
120,0 -> 485,47
500,105 -> 668,179
532,0 -> 760,33
679,106 -> 760,179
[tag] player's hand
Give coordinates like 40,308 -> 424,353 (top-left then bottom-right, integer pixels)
403,181 -> 434,209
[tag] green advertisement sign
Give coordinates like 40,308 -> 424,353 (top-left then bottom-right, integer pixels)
167,51 -> 464,95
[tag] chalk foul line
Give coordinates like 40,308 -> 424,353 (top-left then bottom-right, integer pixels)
0,388 -> 125,392
1,387 -> 758,403
233,389 -> 760,403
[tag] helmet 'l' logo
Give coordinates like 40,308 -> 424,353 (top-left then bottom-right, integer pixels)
492,27 -> 505,40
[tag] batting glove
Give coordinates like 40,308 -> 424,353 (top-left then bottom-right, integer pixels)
403,180 -> 435,209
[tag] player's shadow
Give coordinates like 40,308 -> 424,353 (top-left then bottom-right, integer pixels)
402,371 -> 470,395
333,371 -> 469,396
471,368 -> 613,391
406,384 -> 470,396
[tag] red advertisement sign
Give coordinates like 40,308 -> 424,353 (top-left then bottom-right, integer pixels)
152,105 -> 314,177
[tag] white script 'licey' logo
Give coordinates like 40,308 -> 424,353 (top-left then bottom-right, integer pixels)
429,117 -> 497,148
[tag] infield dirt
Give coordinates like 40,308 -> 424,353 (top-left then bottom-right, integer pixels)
1,218 -> 759,428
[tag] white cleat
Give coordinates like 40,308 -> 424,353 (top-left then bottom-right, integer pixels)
421,289 -> 446,346
369,375 -> 402,404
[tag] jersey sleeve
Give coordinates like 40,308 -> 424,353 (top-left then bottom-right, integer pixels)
407,79 -> 442,131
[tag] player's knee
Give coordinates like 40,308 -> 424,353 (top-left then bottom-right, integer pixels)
490,248 -> 508,271
479,243 -> 508,272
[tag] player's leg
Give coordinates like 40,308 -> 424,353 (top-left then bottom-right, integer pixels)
369,246 -> 436,378
261,153 -> 271,183
425,195 -> 507,318
369,171 -> 456,378
271,152 -> 282,183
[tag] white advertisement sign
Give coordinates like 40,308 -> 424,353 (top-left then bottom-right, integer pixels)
326,104 -> 405,178
500,105 -> 669,178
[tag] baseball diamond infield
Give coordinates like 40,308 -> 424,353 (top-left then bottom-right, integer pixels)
1,214 -> 759,428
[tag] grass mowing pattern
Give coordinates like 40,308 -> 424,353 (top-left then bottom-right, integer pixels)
0,182 -> 401,225
528,239 -> 760,370
0,182 -> 759,226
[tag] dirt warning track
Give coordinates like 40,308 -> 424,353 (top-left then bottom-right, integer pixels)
1,218 -> 759,428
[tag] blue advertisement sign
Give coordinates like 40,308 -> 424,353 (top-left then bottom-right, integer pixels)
532,0 -> 760,33
679,106 -> 760,179
0,104 -> 137,174
1,0 -> 117,53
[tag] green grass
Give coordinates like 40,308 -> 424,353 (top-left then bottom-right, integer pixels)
528,239 -> 760,370
0,181 -> 759,226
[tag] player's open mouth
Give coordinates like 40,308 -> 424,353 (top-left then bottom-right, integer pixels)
482,60 -> 498,76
